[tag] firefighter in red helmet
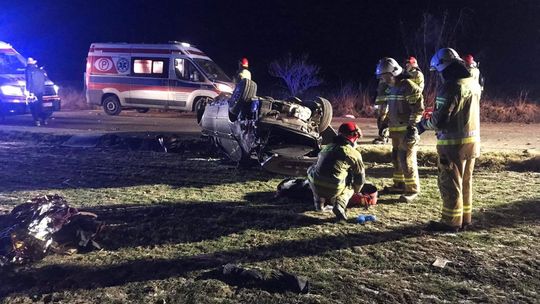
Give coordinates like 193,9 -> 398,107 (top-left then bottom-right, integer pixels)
463,54 -> 484,92
234,57 -> 251,83
404,56 -> 425,91
307,122 -> 365,221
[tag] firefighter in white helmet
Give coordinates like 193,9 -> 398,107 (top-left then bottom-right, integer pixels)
418,48 -> 482,232
375,57 -> 424,203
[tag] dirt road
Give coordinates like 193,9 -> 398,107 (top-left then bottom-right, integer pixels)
0,110 -> 538,153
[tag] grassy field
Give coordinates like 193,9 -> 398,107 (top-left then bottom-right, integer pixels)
0,133 -> 538,303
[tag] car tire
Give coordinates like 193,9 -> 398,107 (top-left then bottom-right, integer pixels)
306,97 -> 333,131
136,108 -> 149,113
103,95 -> 122,116
229,79 -> 257,117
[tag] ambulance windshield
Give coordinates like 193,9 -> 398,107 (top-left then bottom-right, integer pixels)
0,53 -> 26,74
193,58 -> 231,83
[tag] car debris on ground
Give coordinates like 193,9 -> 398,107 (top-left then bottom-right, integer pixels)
0,194 -> 102,267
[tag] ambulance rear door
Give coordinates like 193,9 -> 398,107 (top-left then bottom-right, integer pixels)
86,45 -> 131,106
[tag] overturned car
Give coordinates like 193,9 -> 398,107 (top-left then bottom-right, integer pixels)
198,79 -> 335,176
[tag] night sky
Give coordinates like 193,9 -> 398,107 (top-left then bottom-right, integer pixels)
1,0 -> 539,96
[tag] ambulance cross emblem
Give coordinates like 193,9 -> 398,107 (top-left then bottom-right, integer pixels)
116,58 -> 129,73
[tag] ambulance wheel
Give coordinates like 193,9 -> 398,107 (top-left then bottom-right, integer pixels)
136,108 -> 150,113
103,95 -> 122,116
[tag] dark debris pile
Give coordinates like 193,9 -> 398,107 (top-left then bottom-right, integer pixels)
0,194 -> 102,267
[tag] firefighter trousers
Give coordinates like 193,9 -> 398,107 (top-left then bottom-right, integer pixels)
308,182 -> 354,211
391,135 -> 420,193
438,155 -> 475,227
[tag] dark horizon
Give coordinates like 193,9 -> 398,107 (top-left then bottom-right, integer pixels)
1,0 -> 538,96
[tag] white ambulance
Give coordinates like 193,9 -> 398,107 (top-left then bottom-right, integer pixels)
0,41 -> 61,120
85,42 -> 234,115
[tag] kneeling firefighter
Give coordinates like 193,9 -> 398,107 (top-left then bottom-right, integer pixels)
307,122 -> 365,221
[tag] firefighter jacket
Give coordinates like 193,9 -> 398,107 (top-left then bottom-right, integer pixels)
234,68 -> 251,83
468,67 -> 484,91
422,77 -> 481,160
307,136 -> 365,196
25,64 -> 46,95
376,78 -> 424,135
407,67 -> 425,91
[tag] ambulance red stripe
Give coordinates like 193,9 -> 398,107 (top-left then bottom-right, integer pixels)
88,83 -> 210,93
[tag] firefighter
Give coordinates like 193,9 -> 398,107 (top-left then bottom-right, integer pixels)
307,122 -> 365,221
463,54 -> 484,92
372,81 -> 390,144
234,57 -> 251,83
404,56 -> 425,91
418,48 -> 482,232
375,57 -> 424,203
25,57 -> 47,126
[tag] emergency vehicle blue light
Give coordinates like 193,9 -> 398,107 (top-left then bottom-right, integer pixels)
251,98 -> 260,113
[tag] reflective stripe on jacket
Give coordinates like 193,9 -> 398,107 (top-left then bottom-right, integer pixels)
408,68 -> 425,91
424,77 -> 481,159
238,69 -> 251,80
375,82 -> 391,105
377,79 -> 424,135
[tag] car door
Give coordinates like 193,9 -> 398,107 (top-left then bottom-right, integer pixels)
169,58 -> 203,110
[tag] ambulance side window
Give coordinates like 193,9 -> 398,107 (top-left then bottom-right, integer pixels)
175,58 -> 202,82
132,58 -> 168,78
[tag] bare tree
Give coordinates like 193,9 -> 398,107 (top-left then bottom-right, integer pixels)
400,10 -> 472,105
268,53 -> 323,97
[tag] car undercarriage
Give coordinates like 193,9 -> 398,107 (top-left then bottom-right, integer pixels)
199,79 -> 335,175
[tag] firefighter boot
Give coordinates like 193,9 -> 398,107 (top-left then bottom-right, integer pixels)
382,184 -> 405,194
332,205 -> 348,222
399,193 -> 418,203
425,220 -> 460,233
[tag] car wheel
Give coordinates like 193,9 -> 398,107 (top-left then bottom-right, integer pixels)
103,95 -> 122,116
306,97 -> 333,131
229,79 -> 257,117
136,108 -> 149,113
